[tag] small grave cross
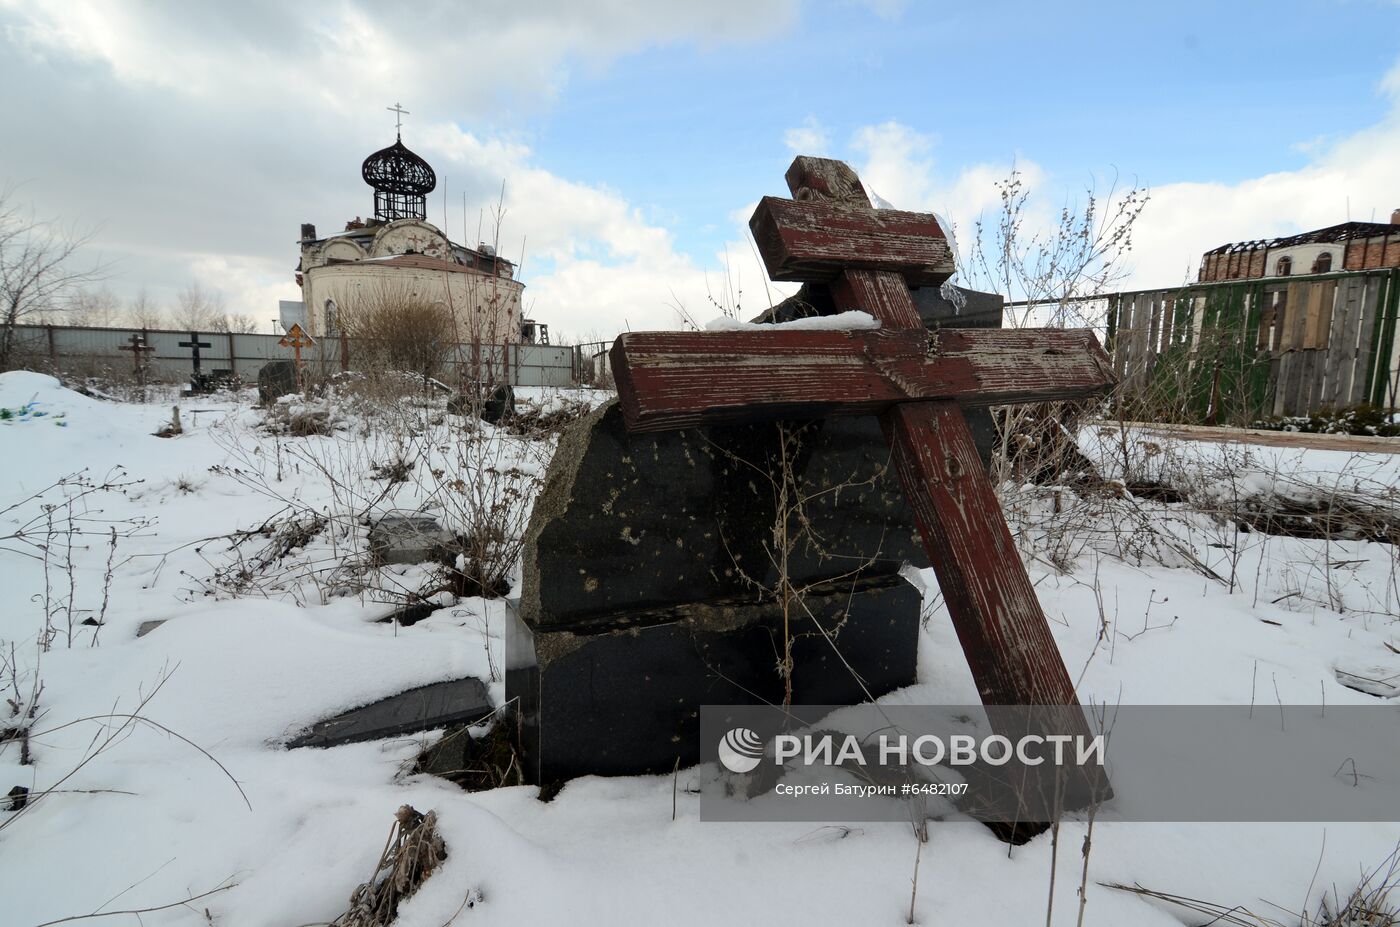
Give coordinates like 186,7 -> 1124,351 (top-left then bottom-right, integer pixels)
610,158 -> 1116,799
118,332 -> 155,385
279,322 -> 315,387
178,332 -> 212,376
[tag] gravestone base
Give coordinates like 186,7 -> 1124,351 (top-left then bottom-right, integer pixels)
506,575 -> 920,784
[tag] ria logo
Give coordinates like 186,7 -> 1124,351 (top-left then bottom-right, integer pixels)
718,727 -> 765,773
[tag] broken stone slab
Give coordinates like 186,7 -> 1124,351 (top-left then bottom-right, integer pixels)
136,619 -> 167,638
368,514 -> 454,566
519,401 -> 927,632
506,575 -> 920,783
287,677 -> 493,749
1335,665 -> 1400,699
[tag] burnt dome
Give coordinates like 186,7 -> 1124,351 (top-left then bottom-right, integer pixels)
362,138 -> 436,222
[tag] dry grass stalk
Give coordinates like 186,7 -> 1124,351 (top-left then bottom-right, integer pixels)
1104,840 -> 1400,926
332,805 -> 450,927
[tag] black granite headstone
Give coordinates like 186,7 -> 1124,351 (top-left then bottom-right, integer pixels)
257,360 -> 298,404
508,577 -> 920,781
509,400 -> 930,784
519,403 -> 927,631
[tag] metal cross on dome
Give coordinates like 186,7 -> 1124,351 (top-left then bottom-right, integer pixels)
387,102 -> 409,137
609,157 -> 1118,806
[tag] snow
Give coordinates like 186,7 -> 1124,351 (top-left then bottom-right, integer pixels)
704,310 -> 880,331
1,370 -> 1398,925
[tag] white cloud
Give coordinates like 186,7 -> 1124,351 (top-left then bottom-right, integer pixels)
854,0 -> 907,20
845,69 -> 1400,295
1131,90 -> 1400,287
784,118 -> 830,156
847,120 -> 1048,269
415,123 -> 793,339
0,0 -> 799,339
1,1 -> 797,115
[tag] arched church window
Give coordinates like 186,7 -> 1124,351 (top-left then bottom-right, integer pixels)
325,298 -> 339,334
1275,256 -> 1292,277
1312,252 -> 1332,274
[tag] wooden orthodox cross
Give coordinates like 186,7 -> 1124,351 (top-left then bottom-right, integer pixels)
279,322 -> 315,388
179,332 -> 212,376
118,332 -> 155,386
610,158 -> 1116,804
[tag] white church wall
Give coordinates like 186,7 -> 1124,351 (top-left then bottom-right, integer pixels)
302,262 -> 525,345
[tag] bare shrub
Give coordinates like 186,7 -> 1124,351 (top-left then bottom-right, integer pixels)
342,281 -> 456,383
203,381 -> 570,615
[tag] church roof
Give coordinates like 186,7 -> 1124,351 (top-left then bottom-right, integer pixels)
361,139 -> 436,196
1204,220 -> 1399,255
320,253 -> 501,277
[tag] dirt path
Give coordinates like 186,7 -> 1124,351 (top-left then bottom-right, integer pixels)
1119,421 -> 1400,455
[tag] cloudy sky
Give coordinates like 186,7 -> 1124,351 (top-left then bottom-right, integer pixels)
2,0 -> 1399,340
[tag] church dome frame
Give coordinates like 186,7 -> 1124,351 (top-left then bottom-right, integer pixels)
362,139 -> 437,222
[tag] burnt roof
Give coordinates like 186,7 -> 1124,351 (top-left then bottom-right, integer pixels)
1204,221 -> 1398,255
320,253 -> 500,276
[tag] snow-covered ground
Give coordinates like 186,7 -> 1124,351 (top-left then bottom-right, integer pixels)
1,369 -> 1397,926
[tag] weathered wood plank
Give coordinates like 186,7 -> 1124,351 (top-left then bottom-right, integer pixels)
1350,280 -> 1382,405
880,400 -> 1091,715
784,156 -> 872,206
750,196 -> 956,287
1322,279 -> 1359,405
829,268 -> 924,329
1146,291 -> 1162,378
611,327 -> 1115,432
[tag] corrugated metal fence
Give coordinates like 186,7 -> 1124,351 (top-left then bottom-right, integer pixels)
1105,268 -> 1400,421
6,324 -> 579,388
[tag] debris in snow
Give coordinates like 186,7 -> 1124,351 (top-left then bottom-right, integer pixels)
368,513 -> 454,566
154,405 -> 183,438
1334,666 -> 1400,699
0,398 -> 67,426
331,805 -> 455,927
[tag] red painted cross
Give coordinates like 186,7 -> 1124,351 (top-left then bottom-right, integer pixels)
610,158 -> 1115,810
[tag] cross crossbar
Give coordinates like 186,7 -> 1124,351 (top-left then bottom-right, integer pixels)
612,327 -> 1113,432
750,197 -> 955,286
